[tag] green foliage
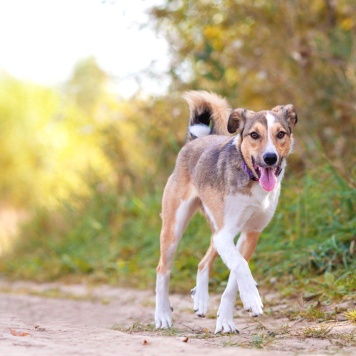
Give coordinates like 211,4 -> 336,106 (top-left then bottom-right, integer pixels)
0,76 -> 59,206
150,0 -> 356,166
0,72 -> 116,208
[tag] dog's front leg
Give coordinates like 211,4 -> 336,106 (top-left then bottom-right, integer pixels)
214,231 -> 263,333
215,269 -> 239,333
215,231 -> 261,333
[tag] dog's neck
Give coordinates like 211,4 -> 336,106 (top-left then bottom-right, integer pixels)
241,162 -> 259,182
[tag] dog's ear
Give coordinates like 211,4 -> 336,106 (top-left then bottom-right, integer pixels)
284,104 -> 298,129
227,109 -> 254,134
272,104 -> 298,131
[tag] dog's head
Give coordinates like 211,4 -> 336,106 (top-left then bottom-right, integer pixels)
228,105 -> 298,192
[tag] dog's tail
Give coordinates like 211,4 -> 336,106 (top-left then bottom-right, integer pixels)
183,91 -> 231,143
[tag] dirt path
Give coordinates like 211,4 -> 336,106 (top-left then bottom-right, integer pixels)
0,281 -> 354,355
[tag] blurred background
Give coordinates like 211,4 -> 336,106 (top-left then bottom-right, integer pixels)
0,0 -> 355,297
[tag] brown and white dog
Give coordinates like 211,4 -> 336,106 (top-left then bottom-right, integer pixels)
155,91 -> 298,333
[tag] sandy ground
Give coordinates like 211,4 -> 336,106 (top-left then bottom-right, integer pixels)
0,281 -> 355,355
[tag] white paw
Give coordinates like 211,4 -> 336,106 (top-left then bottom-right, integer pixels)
191,286 -> 209,317
215,306 -> 239,334
155,298 -> 173,329
155,303 -> 173,329
238,276 -> 263,316
215,317 -> 239,334
215,290 -> 239,334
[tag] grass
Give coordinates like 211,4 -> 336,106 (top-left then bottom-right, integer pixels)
130,320 -> 355,350
274,324 -> 292,335
344,310 -> 356,324
0,162 -> 355,302
112,322 -> 216,339
331,329 -> 356,346
251,331 -> 276,348
288,303 -> 337,322
299,324 -> 333,339
222,331 -> 276,349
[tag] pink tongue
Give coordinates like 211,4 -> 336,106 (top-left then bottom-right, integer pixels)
259,167 -> 277,191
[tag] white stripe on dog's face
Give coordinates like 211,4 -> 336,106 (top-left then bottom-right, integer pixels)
265,113 -> 278,160
240,110 -> 292,178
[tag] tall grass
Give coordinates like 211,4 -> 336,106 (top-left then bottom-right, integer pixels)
1,161 -> 355,299
254,164 -> 356,298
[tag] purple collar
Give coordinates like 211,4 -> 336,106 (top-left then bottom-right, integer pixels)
242,162 -> 259,181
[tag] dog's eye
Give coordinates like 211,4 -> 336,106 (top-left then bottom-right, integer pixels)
277,131 -> 286,139
250,132 -> 259,140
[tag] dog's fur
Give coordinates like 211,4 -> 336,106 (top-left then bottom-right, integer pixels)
155,91 -> 298,333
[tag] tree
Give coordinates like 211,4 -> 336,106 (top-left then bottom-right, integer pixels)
150,0 -> 356,167
66,57 -> 107,115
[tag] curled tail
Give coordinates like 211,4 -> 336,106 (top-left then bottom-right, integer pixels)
183,91 -> 232,143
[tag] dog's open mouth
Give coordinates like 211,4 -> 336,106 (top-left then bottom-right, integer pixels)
253,158 -> 282,192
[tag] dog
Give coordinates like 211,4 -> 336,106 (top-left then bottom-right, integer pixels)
155,91 -> 298,333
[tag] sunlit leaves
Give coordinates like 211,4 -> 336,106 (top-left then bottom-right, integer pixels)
150,0 -> 356,166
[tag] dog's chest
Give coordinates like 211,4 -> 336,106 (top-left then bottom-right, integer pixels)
223,184 -> 281,233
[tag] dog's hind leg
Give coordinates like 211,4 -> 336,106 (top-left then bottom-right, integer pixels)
215,231 -> 260,334
191,241 -> 218,317
237,231 -> 260,262
155,180 -> 199,329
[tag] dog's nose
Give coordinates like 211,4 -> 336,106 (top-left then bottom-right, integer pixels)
263,153 -> 278,165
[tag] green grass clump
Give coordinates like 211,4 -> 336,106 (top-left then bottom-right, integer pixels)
344,310 -> 356,324
300,324 -> 333,339
289,304 -> 328,322
251,331 -> 276,348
